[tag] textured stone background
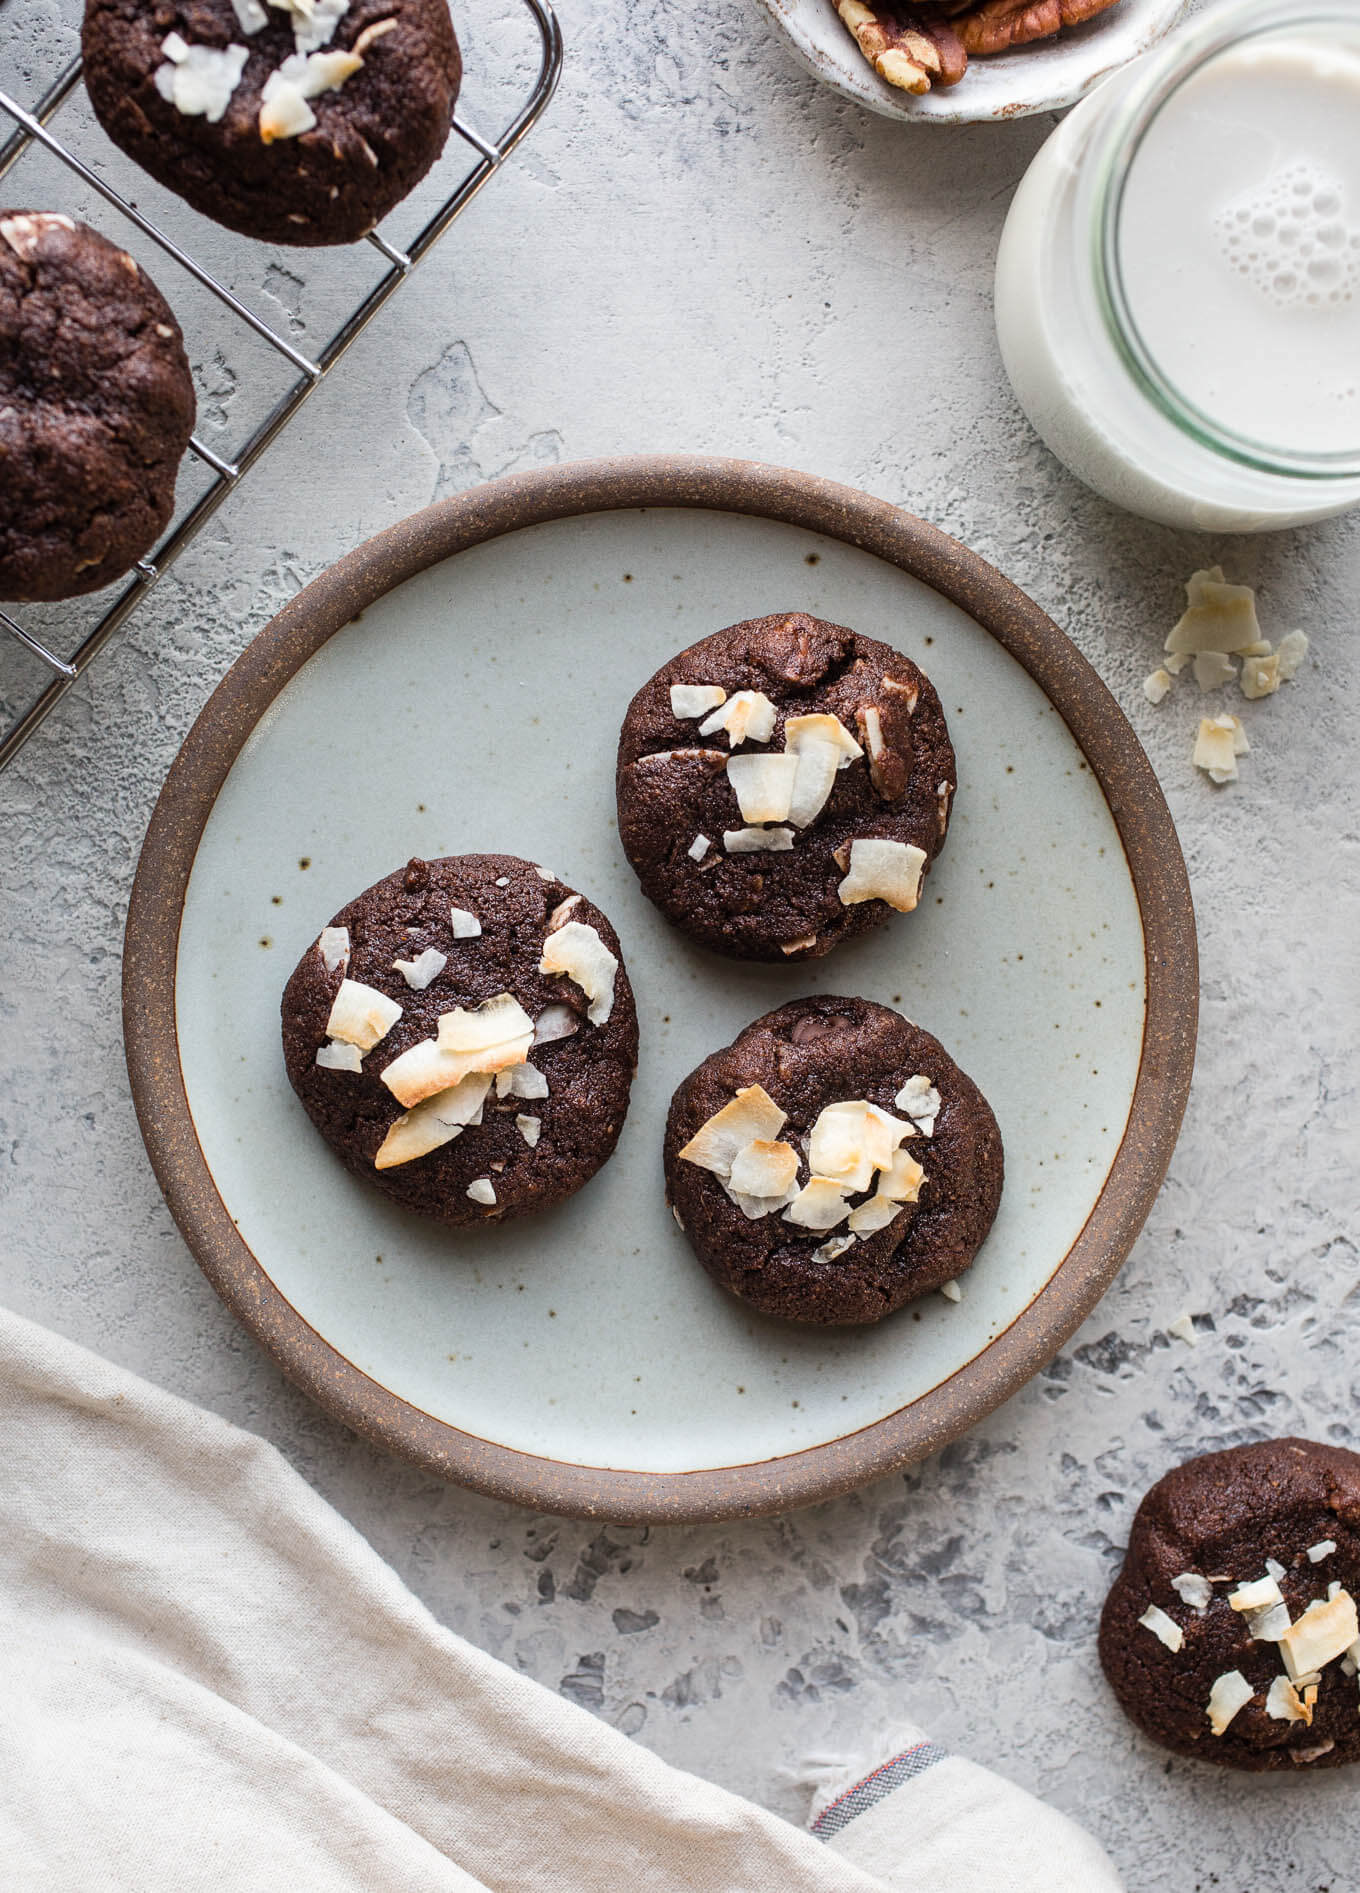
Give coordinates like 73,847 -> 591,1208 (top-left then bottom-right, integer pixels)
3,2 -> 1359,1886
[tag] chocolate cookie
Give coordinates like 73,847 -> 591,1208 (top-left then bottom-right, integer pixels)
663,996 -> 1002,1325
615,612 -> 956,963
281,854 -> 638,1225
0,212 -> 194,602
83,0 -> 461,247
1100,1439 -> 1360,1771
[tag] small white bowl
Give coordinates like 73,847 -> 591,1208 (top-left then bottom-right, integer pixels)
756,0 -> 1191,122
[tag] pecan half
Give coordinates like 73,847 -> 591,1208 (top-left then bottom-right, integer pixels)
834,2 -> 969,93
950,0 -> 1121,56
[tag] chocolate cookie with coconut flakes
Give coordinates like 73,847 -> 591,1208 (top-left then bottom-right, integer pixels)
0,211 -> 195,602
281,854 -> 638,1225
1100,1439 -> 1360,1770
663,995 -> 1002,1326
615,612 -> 956,963
82,0 -> 461,246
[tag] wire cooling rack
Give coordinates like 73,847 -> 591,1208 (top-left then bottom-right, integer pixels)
0,0 -> 561,772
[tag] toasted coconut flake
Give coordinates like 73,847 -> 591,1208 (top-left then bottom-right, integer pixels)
847,1194 -> 903,1235
938,1279 -> 963,1303
785,712 -> 862,765
1290,1739 -> 1336,1765
1279,1591 -> 1359,1680
351,16 -> 398,54
539,919 -> 618,1025
466,1177 -> 497,1206
1307,1541 -> 1338,1564
532,1003 -> 580,1046
1275,629 -> 1309,680
326,978 -> 402,1052
516,1114 -> 541,1147
316,1039 -> 362,1072
698,689 -> 777,748
894,1074 -> 940,1135
837,837 -> 927,911
548,893 -> 581,930
724,826 -> 795,853
1229,1575 -> 1284,1614
392,947 -> 447,990
1171,1573 -> 1214,1610
688,834 -> 711,862
1246,1601 -> 1293,1643
1265,1676 -> 1311,1724
156,37 -> 250,123
678,1085 -> 786,1177
808,1099 -> 913,1195
783,1176 -> 852,1231
1206,1670 -> 1255,1736
318,926 -> 350,972
1167,1311 -> 1198,1346
449,906 -> 481,939
728,1138 -> 799,1199
1240,652 -> 1281,700
1192,715 -> 1245,784
495,1061 -> 549,1101
670,683 -> 726,718
1168,582 -> 1263,655
728,752 -> 798,824
780,934 -> 818,956
785,739 -> 841,828
436,993 -> 535,1067
1266,1558 -> 1287,1582
1143,669 -> 1173,706
374,1072 -> 492,1170
813,1235 -> 857,1264
877,1146 -> 926,1204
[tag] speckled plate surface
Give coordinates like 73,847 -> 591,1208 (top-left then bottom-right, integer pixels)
123,456 -> 1196,1521
757,0 -> 1191,122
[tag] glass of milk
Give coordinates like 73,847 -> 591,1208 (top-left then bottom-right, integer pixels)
994,0 -> 1360,531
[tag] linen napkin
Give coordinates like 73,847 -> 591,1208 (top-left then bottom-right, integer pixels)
0,1303 -> 1122,1891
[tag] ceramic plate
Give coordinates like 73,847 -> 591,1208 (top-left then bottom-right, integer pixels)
124,457 -> 1196,1522
757,0 -> 1191,123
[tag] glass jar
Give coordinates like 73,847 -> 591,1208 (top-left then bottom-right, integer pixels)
994,0 -> 1360,531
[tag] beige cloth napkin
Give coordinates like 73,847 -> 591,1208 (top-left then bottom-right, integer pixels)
0,1305 -> 1122,1891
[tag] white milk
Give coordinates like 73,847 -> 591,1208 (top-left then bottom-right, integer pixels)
994,5 -> 1360,531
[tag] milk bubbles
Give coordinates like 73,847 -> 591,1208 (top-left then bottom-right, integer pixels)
1216,160 -> 1360,308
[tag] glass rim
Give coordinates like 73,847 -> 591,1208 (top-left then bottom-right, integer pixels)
1090,0 -> 1360,482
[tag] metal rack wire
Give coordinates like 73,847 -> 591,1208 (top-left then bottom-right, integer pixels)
0,0 -> 562,773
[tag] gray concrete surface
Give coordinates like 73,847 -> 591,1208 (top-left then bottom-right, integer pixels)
2,2 -> 1358,1887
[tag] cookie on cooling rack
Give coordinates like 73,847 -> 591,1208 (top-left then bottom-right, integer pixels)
0,211 -> 195,603
615,611 -> 956,962
664,995 -> 1002,1325
82,0 -> 462,247
282,854 -> 639,1225
1100,1439 -> 1360,1771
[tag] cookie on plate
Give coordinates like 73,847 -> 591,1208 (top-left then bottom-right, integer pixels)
1100,1438 -> 1360,1771
663,995 -> 1002,1325
281,854 -> 638,1225
615,611 -> 955,963
82,0 -> 462,247
0,211 -> 195,602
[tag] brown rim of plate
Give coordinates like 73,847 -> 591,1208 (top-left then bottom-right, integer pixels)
123,454 -> 1198,1525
